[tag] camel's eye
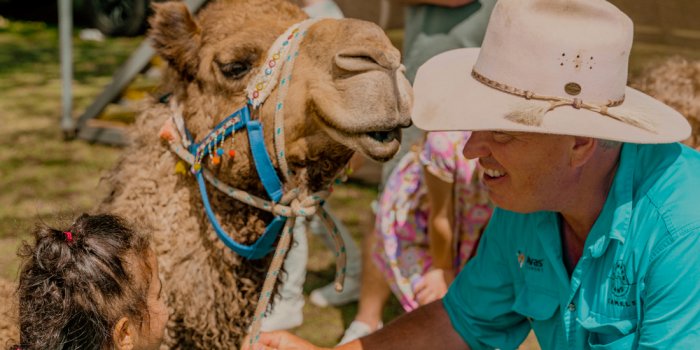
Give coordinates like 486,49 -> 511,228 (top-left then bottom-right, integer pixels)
218,60 -> 252,79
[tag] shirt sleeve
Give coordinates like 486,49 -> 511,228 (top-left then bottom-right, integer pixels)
638,224 -> 700,349
443,209 -> 531,349
419,131 -> 469,183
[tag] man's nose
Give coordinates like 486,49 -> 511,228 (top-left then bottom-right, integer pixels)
463,131 -> 491,160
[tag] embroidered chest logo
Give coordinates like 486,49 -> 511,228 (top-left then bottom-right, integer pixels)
517,251 -> 526,268
516,250 -> 544,272
608,260 -> 637,307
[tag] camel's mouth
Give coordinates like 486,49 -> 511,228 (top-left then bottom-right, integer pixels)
366,129 -> 401,143
350,127 -> 402,162
312,105 -> 405,162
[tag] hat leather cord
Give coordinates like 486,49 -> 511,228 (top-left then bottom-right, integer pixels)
471,69 -> 658,134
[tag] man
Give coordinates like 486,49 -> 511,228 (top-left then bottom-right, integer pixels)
253,0 -> 700,348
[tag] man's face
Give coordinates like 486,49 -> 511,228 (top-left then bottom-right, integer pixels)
462,131 -> 576,213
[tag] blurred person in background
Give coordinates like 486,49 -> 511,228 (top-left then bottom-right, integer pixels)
335,131 -> 492,345
261,0 -> 364,332
328,0 -> 497,343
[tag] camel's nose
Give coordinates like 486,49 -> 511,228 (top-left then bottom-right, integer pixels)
334,46 -> 400,72
395,64 -> 414,128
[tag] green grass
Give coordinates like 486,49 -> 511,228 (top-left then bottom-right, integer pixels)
0,18 -> 400,347
0,19 -> 137,279
3,15 -> 698,349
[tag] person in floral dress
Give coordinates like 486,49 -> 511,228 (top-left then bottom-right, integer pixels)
337,131 -> 493,344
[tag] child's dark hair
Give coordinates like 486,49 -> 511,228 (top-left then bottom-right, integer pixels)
11,213 -> 152,350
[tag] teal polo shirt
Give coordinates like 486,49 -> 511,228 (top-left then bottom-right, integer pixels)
444,142 -> 700,349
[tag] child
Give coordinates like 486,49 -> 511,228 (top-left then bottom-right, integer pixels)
339,131 -> 493,343
8,213 -> 167,350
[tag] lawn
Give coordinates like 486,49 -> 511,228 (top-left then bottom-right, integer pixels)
0,16 -> 401,347
2,13 -> 698,349
0,19 -> 138,278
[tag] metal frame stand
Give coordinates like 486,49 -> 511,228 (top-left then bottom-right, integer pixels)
60,0 -> 209,146
59,0 -> 74,138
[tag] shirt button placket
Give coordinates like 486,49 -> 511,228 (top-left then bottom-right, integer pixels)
566,302 -> 577,348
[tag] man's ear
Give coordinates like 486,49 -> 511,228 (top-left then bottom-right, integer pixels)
148,2 -> 201,80
570,136 -> 597,168
113,317 -> 136,350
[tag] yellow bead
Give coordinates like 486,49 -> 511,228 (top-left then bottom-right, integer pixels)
174,161 -> 187,175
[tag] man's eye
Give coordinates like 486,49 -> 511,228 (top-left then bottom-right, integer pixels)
492,131 -> 514,143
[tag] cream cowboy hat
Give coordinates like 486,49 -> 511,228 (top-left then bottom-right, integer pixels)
411,0 -> 691,144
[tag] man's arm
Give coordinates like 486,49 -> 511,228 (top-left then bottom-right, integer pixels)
255,301 -> 468,350
391,0 -> 475,8
359,300 -> 469,350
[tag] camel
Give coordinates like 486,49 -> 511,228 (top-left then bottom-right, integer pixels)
0,278 -> 19,345
96,0 -> 411,348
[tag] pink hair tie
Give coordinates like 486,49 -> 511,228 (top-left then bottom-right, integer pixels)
64,231 -> 73,243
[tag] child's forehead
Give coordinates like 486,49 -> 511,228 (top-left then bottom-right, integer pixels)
124,248 -> 158,284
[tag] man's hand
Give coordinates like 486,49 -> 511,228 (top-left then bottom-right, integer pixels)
414,268 -> 453,305
242,331 -> 326,350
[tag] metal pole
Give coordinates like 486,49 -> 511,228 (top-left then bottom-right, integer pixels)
75,0 -> 210,135
59,0 -> 74,138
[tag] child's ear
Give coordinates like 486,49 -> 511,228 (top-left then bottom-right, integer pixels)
113,317 -> 136,350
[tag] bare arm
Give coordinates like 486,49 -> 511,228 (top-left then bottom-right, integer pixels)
411,165 -> 456,305
359,300 -> 470,350
423,165 -> 455,272
390,0 -> 476,8
255,301 -> 469,350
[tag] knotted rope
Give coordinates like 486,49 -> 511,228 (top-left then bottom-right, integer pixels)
471,69 -> 658,133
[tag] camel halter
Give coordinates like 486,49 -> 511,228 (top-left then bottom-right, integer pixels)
159,18 -> 348,345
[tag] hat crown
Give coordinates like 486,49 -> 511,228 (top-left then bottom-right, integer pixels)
474,0 -> 633,103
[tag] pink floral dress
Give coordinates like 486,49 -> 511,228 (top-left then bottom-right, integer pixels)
372,131 -> 492,311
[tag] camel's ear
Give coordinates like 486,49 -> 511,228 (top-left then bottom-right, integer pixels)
149,2 -> 201,79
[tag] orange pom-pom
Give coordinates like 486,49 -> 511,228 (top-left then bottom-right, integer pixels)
159,129 -> 173,141
212,156 -> 221,165
228,150 -> 236,157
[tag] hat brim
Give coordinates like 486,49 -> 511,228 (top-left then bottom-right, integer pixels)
412,48 -> 691,144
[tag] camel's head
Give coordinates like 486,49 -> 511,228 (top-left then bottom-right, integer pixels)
149,0 -> 412,190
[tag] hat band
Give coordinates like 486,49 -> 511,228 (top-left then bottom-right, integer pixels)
470,69 -> 657,133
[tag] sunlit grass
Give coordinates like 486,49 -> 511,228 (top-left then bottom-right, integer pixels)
0,19 -> 136,277
0,17 -> 395,347
3,15 -> 694,349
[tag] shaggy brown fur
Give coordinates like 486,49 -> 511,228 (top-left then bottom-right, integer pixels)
0,277 -> 19,347
99,0 -> 412,348
631,56 -> 700,149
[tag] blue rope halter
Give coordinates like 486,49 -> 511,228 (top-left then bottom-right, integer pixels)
183,105 -> 287,260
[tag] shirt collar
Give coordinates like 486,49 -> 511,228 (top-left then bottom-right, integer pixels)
586,143 -> 636,258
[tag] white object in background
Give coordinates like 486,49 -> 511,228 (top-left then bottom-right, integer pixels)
303,0 -> 344,19
79,28 -> 105,42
